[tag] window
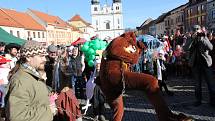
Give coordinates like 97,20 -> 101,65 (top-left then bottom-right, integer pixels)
197,6 -> 201,14
165,21 -> 167,26
106,23 -> 110,29
28,31 -> 31,37
118,19 -> 120,24
17,31 -> 20,38
201,15 -> 205,24
170,19 -> 173,25
212,10 -> 215,19
96,20 -> 98,25
197,16 -> 201,24
187,9 -> 190,16
116,6 -> 119,10
182,15 -> 184,22
190,8 -> 193,15
94,7 -> 97,11
38,32 -> 40,38
10,30 -> 13,35
33,32 -> 36,38
42,32 -> 45,38
201,5 -> 204,11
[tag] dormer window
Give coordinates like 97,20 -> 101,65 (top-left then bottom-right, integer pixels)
55,21 -> 60,24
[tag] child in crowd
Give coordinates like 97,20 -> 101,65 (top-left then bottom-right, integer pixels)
154,50 -> 174,96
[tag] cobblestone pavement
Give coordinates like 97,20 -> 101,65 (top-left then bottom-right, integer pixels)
82,76 -> 215,121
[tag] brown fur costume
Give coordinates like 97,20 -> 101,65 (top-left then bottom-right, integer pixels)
97,32 -> 193,121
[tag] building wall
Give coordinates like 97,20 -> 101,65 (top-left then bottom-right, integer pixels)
184,1 -> 207,32
71,31 -> 83,42
25,30 -> 46,44
164,16 -> 172,35
68,20 -> 95,40
46,25 -> 72,45
91,2 -> 124,40
0,26 -> 46,44
164,4 -> 187,35
207,0 -> 215,31
156,22 -> 165,36
0,26 -> 25,38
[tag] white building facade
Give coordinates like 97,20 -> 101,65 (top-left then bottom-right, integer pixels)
91,0 -> 124,40
156,22 -> 165,36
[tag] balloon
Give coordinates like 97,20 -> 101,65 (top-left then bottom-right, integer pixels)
88,48 -> 95,55
81,45 -> 89,52
84,41 -> 90,46
89,54 -> 95,60
91,40 -> 96,45
92,42 -> 101,50
89,42 -> 95,48
88,60 -> 94,67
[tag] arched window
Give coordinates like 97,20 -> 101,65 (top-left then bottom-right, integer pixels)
106,23 -> 110,29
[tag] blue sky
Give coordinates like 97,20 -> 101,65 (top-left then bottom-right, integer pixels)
0,0 -> 188,28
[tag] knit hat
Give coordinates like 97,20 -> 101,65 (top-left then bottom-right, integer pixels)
20,40 -> 47,57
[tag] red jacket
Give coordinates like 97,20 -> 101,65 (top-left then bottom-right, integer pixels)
56,89 -> 81,121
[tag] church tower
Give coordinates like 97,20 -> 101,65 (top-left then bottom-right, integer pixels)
91,0 -> 124,40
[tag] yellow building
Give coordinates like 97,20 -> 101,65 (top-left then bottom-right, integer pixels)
68,14 -> 95,40
70,25 -> 84,42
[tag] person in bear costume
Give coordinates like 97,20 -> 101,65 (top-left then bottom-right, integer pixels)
97,32 -> 193,121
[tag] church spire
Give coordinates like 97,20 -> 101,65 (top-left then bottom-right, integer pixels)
91,0 -> 100,4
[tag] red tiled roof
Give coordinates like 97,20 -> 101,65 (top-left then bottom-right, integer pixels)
0,9 -> 23,28
0,8 -> 45,31
29,9 -> 68,28
69,14 -> 90,26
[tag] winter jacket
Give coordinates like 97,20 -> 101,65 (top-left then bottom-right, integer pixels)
5,65 -> 53,121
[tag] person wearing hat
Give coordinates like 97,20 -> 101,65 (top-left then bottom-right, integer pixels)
45,44 -> 58,87
5,40 -> 53,121
5,43 -> 21,69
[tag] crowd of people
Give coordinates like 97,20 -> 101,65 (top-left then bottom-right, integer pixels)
0,24 -> 214,121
